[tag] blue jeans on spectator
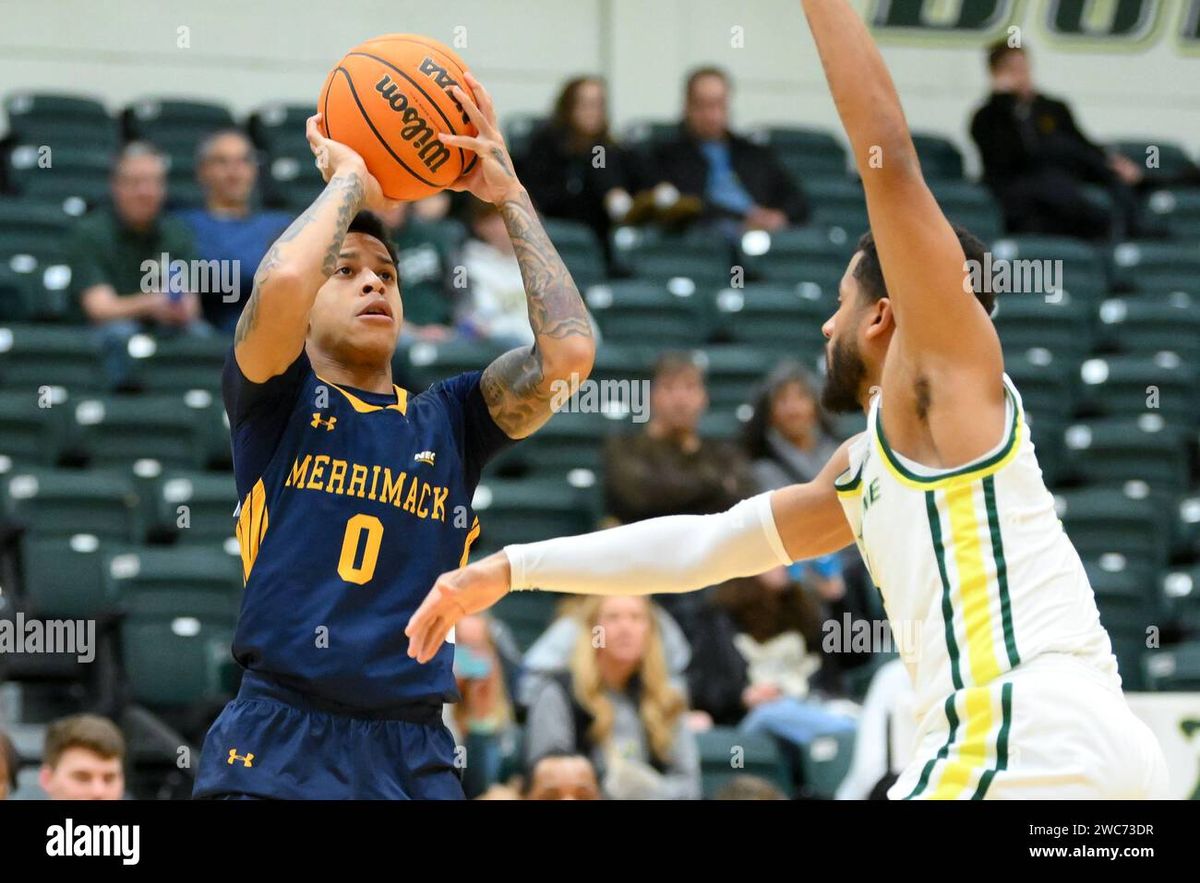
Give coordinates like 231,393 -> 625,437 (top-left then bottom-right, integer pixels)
739,696 -> 856,747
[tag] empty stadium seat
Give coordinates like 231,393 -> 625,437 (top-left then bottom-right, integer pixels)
489,409 -> 621,477
399,338 -> 509,391
1146,187 -> 1200,241
695,726 -> 791,798
761,126 -> 848,179
1078,353 -> 1198,427
0,201 -> 75,318
120,613 -> 236,708
695,346 -> 775,411
1053,487 -> 1171,570
126,332 -> 228,392
1111,241 -> 1200,294
805,177 -> 868,235
4,144 -> 111,211
711,282 -> 830,359
992,293 -> 1094,363
0,324 -> 105,392
620,119 -> 679,148
489,589 -> 561,652
152,470 -> 238,544
542,218 -> 606,291
247,103 -> 316,152
796,728 -> 856,798
911,132 -> 964,180
1110,139 -> 1198,187
1003,349 -> 1079,418
585,278 -> 707,346
610,226 -> 735,285
1142,641 -> 1200,692
503,113 -> 547,159
262,151 -> 325,212
20,534 -> 111,618
929,180 -> 1003,243
3,92 -> 119,152
1098,295 -> 1200,360
739,226 -> 850,289
1062,417 -> 1189,492
1162,566 -> 1200,632
123,98 -> 236,161
3,467 -> 144,543
106,545 -> 242,618
991,236 -> 1108,302
471,476 -> 594,548
0,386 -> 70,466
70,393 -> 210,470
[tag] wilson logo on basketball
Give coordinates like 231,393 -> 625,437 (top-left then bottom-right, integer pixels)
373,75 -> 452,173
417,56 -> 470,126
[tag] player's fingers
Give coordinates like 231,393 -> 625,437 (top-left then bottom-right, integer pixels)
423,617 -> 456,664
438,132 -> 488,154
450,84 -> 496,138
305,114 -> 327,151
462,72 -> 497,129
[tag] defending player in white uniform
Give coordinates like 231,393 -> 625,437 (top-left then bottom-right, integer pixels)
404,0 -> 1170,798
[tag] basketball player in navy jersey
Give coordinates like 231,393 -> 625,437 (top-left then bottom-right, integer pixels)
193,73 -> 595,799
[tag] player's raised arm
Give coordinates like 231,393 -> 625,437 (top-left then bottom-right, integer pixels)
404,438 -> 857,663
232,114 -> 393,382
439,73 -> 596,439
801,0 -> 1002,389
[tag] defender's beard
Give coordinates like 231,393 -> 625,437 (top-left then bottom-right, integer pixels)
821,336 -> 867,414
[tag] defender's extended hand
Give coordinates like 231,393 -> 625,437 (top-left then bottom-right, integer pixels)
405,551 -> 513,663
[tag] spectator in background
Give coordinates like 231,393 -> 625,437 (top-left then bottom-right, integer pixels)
459,201 -> 534,348
445,614 -> 520,799
712,775 -> 788,800
743,361 -> 845,602
524,595 -> 701,800
67,142 -> 208,390
970,41 -> 1147,241
652,66 -> 809,239
176,129 -> 290,333
518,76 -> 648,269
374,200 -> 459,342
39,714 -> 125,800
0,727 -> 17,799
604,351 -> 756,524
523,751 -> 602,800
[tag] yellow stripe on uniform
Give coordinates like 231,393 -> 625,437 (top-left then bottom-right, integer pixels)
235,478 -> 269,582
459,516 -> 481,567
928,686 -> 996,799
944,481 -> 1003,687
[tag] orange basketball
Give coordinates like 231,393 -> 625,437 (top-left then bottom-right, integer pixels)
318,34 -> 479,201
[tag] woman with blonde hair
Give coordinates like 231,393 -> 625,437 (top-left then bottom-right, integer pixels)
524,595 -> 701,799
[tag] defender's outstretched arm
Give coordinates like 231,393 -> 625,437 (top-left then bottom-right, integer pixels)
802,0 -> 1002,385
404,439 -> 856,663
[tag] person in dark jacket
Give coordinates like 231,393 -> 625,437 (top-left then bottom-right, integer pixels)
969,41 -> 1146,241
517,76 -> 647,268
651,66 -> 810,237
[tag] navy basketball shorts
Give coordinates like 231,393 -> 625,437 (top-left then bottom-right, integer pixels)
192,671 -> 464,800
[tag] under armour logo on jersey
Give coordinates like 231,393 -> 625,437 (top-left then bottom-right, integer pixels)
414,450 -> 436,466
227,748 -> 255,768
311,413 -> 337,431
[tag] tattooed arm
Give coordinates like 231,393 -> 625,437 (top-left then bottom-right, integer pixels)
233,114 -> 388,383
441,73 -> 596,438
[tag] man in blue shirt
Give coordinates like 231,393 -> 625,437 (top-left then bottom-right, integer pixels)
177,130 -> 290,333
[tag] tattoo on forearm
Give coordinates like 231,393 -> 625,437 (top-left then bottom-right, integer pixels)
234,172 -> 364,346
490,148 -> 514,178
479,189 -> 593,436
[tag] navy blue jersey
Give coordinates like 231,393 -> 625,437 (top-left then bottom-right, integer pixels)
222,348 -> 514,710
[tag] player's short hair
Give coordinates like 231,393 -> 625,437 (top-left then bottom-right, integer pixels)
652,350 -> 704,384
987,39 -> 1026,72
852,225 -> 995,317
42,714 -> 125,769
347,211 -> 399,267
684,65 -> 731,101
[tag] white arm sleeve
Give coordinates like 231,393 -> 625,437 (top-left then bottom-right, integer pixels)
504,491 -> 792,595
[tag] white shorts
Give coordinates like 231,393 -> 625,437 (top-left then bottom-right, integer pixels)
890,654 -> 1170,800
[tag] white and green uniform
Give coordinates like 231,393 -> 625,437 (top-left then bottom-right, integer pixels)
835,375 -> 1168,799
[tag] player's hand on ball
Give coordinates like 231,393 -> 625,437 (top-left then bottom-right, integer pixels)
305,113 -> 397,214
438,73 -> 523,205
405,551 -> 512,663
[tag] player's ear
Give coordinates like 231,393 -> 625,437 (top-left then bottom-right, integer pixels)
864,296 -> 893,340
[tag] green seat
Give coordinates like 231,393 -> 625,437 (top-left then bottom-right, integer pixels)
263,152 -> 326,212
128,333 -> 228,392
70,394 -> 210,469
697,346 -> 775,411
711,282 -> 832,359
1111,241 -> 1200,295
4,467 -> 143,543
490,590 -> 561,652
0,266 -> 33,322
106,545 -> 242,619
696,726 -> 790,799
993,294 -> 1094,363
153,470 -> 238,544
740,227 -> 850,289
806,178 -> 868,236
1098,295 -> 1200,360
5,145 -> 111,210
1078,353 -> 1198,427
697,408 -> 746,441
0,324 -> 104,392
1062,418 -> 1189,491
399,338 -> 509,391
929,180 -> 1002,243
120,614 -> 235,708
796,728 -> 856,798
3,92 -> 119,152
491,409 -> 618,477
1142,641 -> 1200,692
1023,411 -> 1068,488
0,203 -> 76,318
912,132 -> 964,181
584,279 -> 707,347
1110,140 -> 1197,187
578,342 -> 656,391
543,219 -> 606,291
471,476 -> 594,549
1054,487 -> 1170,570
764,126 -> 848,179
1112,638 -> 1147,691
991,236 -> 1108,303
1003,350 -> 1079,418
1146,188 -> 1200,242
21,534 -> 111,618
621,119 -> 678,148
502,113 -> 546,159
0,387 -> 70,466
124,98 -> 235,149
1162,566 -> 1200,633
1084,557 -> 1162,626
248,103 -> 316,152
611,227 -> 735,285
